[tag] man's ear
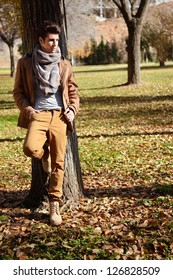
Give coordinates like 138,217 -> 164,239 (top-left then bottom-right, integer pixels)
39,37 -> 44,45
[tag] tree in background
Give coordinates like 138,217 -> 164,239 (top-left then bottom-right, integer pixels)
142,2 -> 173,67
0,0 -> 20,77
140,36 -> 153,63
112,0 -> 150,84
81,38 -> 120,65
20,0 -> 84,210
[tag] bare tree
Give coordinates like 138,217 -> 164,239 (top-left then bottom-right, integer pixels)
0,2 -> 19,77
20,0 -> 85,210
112,0 -> 150,84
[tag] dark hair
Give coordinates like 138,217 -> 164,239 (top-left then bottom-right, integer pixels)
37,21 -> 61,40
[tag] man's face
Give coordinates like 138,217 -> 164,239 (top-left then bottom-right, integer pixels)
39,33 -> 59,53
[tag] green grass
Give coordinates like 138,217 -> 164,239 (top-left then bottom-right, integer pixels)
0,63 -> 173,260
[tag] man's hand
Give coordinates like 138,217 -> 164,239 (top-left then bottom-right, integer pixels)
26,106 -> 40,120
64,108 -> 74,123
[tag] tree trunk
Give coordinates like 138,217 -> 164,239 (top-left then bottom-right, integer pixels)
20,0 -> 85,210
8,44 -> 15,77
127,23 -> 141,84
21,0 -> 67,57
112,0 -> 150,85
159,60 -> 165,67
63,127 -> 85,201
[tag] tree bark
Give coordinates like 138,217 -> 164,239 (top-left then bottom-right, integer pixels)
20,0 -> 85,210
127,23 -> 141,84
8,44 -> 15,77
63,126 -> 85,202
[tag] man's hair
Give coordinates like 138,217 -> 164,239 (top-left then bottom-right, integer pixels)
37,21 -> 61,40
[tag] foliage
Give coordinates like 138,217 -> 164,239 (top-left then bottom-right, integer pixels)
0,0 -> 21,76
140,36 -> 153,63
142,2 -> 173,66
79,38 -> 121,65
0,0 -> 21,34
0,63 -> 173,260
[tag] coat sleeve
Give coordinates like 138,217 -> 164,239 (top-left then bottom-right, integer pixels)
13,58 -> 31,113
67,61 -> 80,115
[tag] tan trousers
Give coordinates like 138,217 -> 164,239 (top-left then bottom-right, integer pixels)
23,110 -> 67,201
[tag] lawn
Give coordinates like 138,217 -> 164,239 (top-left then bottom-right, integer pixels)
0,63 -> 173,260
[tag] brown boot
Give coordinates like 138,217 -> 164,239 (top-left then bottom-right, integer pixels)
49,201 -> 62,226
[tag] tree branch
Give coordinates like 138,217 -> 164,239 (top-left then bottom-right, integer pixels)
112,0 -> 132,25
112,0 -> 150,28
0,31 -> 10,45
136,0 -> 150,21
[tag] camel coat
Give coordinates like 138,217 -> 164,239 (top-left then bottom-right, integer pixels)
13,53 -> 79,130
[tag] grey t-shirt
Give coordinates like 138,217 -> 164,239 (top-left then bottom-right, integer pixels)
34,87 -> 63,111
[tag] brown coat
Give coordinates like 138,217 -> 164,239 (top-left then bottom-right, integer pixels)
13,54 -> 79,130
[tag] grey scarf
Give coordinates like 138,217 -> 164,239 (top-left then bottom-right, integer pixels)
32,45 -> 61,96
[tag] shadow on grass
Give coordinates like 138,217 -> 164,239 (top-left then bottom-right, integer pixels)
0,131 -> 172,143
0,137 -> 24,143
0,100 -> 16,109
78,130 -> 173,139
86,183 -> 173,199
79,94 -> 173,128
73,63 -> 173,74
80,94 -> 173,104
141,64 -> 173,71
74,66 -> 127,74
0,206 -> 48,223
0,183 -> 172,212
0,190 -> 29,209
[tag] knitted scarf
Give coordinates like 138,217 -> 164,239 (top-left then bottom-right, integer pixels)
32,45 -> 61,96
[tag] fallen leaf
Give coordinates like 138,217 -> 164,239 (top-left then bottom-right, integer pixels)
46,241 -> 57,246
102,244 -> 114,250
139,220 -> 149,228
92,249 -> 100,254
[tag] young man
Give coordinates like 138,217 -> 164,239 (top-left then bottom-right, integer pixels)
13,21 -> 79,226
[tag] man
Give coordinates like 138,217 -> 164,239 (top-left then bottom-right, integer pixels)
13,21 -> 79,226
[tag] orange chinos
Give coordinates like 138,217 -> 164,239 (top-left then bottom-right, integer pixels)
23,110 -> 67,201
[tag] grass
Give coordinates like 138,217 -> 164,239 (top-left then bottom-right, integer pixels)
0,63 -> 173,260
